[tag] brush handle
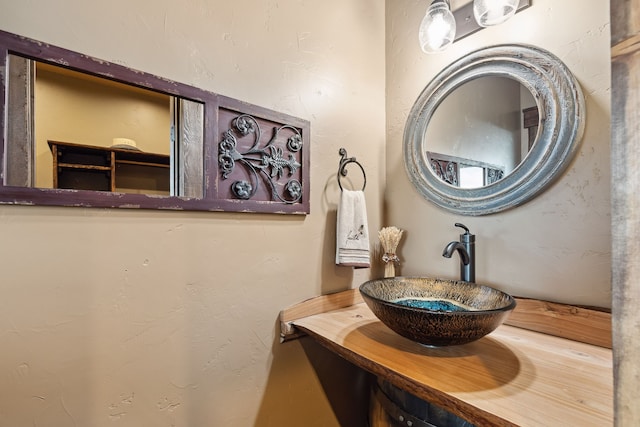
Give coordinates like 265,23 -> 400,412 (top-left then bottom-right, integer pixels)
384,263 -> 395,278
382,252 -> 399,278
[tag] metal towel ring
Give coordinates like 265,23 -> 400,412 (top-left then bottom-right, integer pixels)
337,147 -> 367,191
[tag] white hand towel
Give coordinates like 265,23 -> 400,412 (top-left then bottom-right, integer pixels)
336,189 -> 370,268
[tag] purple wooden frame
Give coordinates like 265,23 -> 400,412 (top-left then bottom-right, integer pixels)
0,30 -> 310,214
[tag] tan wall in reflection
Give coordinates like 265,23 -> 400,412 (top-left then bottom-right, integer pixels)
34,65 -> 170,188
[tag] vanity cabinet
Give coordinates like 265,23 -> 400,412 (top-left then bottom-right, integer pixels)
49,140 -> 170,195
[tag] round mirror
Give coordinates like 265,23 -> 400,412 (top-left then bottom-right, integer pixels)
404,44 -> 585,215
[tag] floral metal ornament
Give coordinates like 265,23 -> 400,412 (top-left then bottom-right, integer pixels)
219,114 -> 304,204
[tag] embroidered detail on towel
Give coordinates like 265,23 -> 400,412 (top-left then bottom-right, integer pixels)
346,225 -> 366,244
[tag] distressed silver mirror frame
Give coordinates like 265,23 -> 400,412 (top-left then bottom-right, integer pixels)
404,44 -> 585,215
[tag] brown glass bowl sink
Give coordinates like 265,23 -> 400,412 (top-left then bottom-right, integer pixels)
359,277 -> 516,347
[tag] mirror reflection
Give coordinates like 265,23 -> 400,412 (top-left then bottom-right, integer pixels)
5,55 -> 204,197
425,76 -> 538,189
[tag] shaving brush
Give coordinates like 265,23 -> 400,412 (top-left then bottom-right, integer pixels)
378,226 -> 404,277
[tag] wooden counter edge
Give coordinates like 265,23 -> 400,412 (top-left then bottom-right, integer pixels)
279,289 -> 363,341
280,290 -> 612,348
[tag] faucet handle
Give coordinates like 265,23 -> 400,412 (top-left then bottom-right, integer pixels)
454,222 -> 470,234
454,222 -> 475,243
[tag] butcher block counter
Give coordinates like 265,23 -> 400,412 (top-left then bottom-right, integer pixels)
280,290 -> 613,427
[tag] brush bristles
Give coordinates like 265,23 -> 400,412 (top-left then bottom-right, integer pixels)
378,226 -> 403,253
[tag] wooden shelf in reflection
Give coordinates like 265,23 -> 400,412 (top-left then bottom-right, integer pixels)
48,140 -> 170,195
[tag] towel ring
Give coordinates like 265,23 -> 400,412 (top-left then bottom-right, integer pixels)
337,148 -> 367,191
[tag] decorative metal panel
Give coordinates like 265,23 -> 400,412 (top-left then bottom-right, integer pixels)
216,107 -> 309,214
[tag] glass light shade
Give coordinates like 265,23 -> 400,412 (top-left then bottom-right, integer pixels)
473,0 -> 519,27
419,0 -> 456,53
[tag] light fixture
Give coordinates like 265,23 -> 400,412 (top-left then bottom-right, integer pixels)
473,0 -> 520,27
418,0 -> 531,53
419,0 -> 456,54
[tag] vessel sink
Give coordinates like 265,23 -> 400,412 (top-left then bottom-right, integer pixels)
359,277 -> 516,347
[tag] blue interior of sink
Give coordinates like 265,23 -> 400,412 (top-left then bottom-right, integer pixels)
394,298 -> 470,312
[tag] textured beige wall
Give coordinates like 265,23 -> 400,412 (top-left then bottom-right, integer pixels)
0,1 -> 385,426
386,0 -> 611,307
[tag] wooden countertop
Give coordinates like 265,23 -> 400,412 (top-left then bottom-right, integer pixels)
287,299 -> 613,427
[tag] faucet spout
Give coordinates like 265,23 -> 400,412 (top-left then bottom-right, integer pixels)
442,241 -> 469,265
